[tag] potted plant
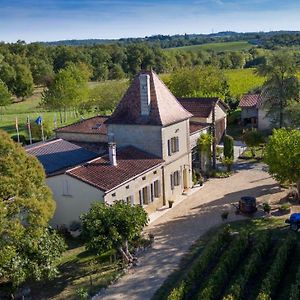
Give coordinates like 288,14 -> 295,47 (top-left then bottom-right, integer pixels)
199,175 -> 204,186
168,200 -> 174,208
279,203 -> 291,214
221,211 -> 229,221
263,202 -> 271,215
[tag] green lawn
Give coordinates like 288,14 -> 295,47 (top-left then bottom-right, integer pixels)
152,217 -> 300,300
165,41 -> 254,53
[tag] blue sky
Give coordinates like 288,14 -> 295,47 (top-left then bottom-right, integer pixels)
0,0 -> 300,42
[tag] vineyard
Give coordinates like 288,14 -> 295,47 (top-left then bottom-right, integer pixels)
153,219 -> 300,300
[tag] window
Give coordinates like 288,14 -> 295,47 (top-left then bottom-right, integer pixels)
126,195 -> 134,205
139,186 -> 150,205
168,136 -> 179,156
170,171 -> 181,190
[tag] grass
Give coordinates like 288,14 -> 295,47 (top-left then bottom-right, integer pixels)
28,238 -> 122,300
152,217 -> 299,300
224,68 -> 265,98
165,41 -> 254,53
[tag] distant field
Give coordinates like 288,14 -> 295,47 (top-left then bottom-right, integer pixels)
224,68 -> 265,98
165,41 -> 254,53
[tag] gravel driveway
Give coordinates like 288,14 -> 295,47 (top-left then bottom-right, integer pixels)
95,162 -> 282,300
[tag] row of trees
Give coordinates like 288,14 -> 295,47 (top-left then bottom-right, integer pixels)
1,40 -> 294,100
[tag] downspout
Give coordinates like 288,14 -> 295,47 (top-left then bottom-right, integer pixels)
212,101 -> 217,170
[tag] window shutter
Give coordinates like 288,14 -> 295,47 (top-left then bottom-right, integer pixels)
170,174 -> 174,190
176,137 -> 179,152
178,171 -> 181,185
168,139 -> 171,156
157,180 -> 161,197
139,190 -> 143,205
130,195 -> 134,205
146,186 -> 151,204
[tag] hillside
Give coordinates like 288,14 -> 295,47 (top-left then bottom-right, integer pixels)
165,41 -> 254,53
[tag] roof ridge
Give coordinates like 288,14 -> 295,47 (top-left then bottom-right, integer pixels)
26,138 -> 63,151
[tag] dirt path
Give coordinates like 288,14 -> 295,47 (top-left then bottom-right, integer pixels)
94,162 -> 282,300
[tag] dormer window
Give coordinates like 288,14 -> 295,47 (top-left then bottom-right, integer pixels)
139,74 -> 151,116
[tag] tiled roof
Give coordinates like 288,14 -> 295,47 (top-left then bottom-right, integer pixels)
239,94 -> 261,108
190,121 -> 210,134
67,146 -> 164,192
26,139 -> 98,175
55,116 -> 108,135
106,70 -> 192,126
177,98 -> 222,118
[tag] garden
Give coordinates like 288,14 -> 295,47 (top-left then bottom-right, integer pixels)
152,218 -> 300,300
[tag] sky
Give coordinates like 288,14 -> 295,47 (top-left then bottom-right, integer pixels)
0,0 -> 300,43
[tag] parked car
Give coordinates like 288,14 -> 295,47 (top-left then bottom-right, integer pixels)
285,213 -> 300,231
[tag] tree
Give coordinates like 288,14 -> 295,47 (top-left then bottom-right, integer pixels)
198,133 -> 213,172
0,80 -> 12,117
30,119 -> 53,140
285,100 -> 300,128
87,80 -> 128,114
167,66 -> 229,98
256,52 -> 300,128
223,135 -> 234,159
81,201 -> 148,263
30,58 -> 54,86
264,129 -> 300,197
0,62 -> 16,93
243,130 -> 265,158
13,63 -> 34,99
42,64 -> 89,123
0,130 -> 65,290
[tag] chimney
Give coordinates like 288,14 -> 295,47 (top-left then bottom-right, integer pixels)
108,142 -> 117,166
139,73 -> 151,116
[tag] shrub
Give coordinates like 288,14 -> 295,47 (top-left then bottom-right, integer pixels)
279,203 -> 291,214
243,129 -> 265,158
224,135 -> 234,159
263,203 -> 271,214
11,134 -> 26,144
221,211 -> 229,221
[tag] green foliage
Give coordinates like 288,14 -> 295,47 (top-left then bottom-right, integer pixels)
256,51 -> 300,127
198,133 -> 213,154
223,135 -> 234,159
198,234 -> 250,300
87,80 -> 128,113
221,157 -> 234,172
14,63 -> 34,99
263,203 -> 271,213
42,64 -> 89,120
81,201 -> 148,255
0,80 -> 12,111
224,232 -> 271,299
76,287 -> 89,300
30,120 -> 53,140
257,235 -> 294,298
243,130 -> 265,158
167,66 -> 229,98
289,261 -> 300,300
0,130 -> 65,288
264,129 -> 300,195
167,227 -> 232,300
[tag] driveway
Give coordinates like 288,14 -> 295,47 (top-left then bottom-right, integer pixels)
94,162 -> 282,300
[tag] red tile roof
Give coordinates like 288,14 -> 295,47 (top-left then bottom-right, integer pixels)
106,70 -> 192,126
67,146 -> 164,192
239,94 -> 261,108
190,122 -> 210,134
55,116 -> 108,135
177,98 -> 226,118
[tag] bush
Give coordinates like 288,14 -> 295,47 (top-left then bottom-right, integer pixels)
224,135 -> 234,159
279,203 -> 291,214
263,203 -> 271,214
243,130 -> 265,158
11,134 -> 26,144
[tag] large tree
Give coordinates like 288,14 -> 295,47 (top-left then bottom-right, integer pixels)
81,201 -> 148,263
0,80 -> 12,117
13,63 -> 34,99
256,52 -> 300,128
264,129 -> 300,196
167,66 -> 229,98
42,63 -> 89,123
0,130 -> 65,291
